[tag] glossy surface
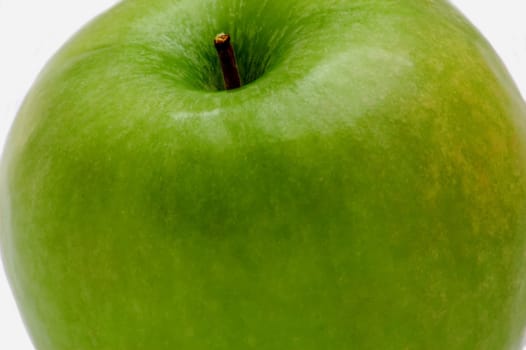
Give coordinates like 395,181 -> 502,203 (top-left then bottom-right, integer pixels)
2,0 -> 526,349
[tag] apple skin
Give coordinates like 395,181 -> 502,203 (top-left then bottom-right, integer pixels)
2,0 -> 526,349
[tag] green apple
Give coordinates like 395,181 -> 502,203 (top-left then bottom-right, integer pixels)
2,0 -> 526,349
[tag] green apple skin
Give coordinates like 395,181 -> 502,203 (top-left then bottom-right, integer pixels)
2,0 -> 526,349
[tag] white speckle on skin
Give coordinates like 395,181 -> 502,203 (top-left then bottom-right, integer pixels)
170,108 -> 221,121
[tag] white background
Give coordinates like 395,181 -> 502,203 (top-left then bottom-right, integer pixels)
0,1 -> 525,349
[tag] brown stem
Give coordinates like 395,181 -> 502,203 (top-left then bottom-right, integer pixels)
214,33 -> 241,90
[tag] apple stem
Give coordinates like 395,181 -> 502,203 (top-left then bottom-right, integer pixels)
214,33 -> 241,90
